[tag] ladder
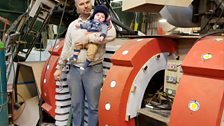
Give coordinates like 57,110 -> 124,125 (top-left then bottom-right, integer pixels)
4,0 -> 56,80
16,2 -> 53,61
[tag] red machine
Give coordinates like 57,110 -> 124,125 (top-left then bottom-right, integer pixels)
39,0 -> 224,126
169,36 -> 224,126
98,38 -> 176,126
40,36 -> 224,126
41,40 -> 64,117
2,0 -> 222,125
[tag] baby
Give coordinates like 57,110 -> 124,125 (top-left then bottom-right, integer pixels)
69,5 -> 109,69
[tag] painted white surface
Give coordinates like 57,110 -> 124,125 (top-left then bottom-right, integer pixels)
126,52 -> 170,119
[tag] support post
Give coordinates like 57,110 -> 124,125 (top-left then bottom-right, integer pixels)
0,40 -> 8,126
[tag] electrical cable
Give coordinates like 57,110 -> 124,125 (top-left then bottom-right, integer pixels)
200,1 -> 223,32
146,86 -> 173,110
209,6 -> 224,30
38,0 -> 70,96
6,0 -> 68,122
196,29 -> 224,42
41,0 -> 68,83
148,92 -> 173,110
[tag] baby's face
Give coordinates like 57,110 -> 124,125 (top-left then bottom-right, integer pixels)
94,12 -> 106,22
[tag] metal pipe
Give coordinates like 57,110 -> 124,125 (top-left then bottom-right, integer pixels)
0,8 -> 23,15
0,40 -> 8,126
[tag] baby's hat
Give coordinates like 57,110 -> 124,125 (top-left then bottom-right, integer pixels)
90,5 -> 109,21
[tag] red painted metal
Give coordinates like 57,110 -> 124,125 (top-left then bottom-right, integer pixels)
48,39 -> 64,56
99,38 -> 176,126
0,16 -> 10,41
169,36 -> 224,126
40,36 -> 224,125
40,39 -> 64,117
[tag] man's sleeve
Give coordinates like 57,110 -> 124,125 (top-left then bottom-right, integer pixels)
56,22 -> 73,70
103,21 -> 116,42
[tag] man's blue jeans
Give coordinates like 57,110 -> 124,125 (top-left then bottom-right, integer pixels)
67,63 -> 103,126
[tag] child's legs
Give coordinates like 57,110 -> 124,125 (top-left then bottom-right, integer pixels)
69,43 -> 83,61
86,43 -> 99,61
73,44 -> 83,55
75,44 -> 83,50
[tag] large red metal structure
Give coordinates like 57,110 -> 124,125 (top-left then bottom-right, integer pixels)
2,0 -> 223,125
41,40 -> 64,117
40,36 -> 224,125
98,38 -> 176,126
38,0 -> 224,125
169,36 -> 224,126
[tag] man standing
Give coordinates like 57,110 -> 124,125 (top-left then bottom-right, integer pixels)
54,0 -> 116,125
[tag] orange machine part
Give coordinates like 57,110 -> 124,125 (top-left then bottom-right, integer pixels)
99,38 -> 176,126
48,39 -> 64,56
40,55 -> 59,117
40,39 -> 64,117
169,36 -> 224,126
181,36 -> 224,78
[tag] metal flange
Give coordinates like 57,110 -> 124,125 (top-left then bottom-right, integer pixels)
99,38 -> 176,126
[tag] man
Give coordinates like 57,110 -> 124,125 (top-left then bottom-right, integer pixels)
53,0 -> 116,125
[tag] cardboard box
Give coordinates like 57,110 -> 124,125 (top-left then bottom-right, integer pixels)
15,61 -> 45,102
122,0 -> 193,12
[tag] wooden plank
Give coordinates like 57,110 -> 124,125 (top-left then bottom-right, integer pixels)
18,61 -> 45,95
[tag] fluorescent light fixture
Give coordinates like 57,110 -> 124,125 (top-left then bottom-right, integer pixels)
111,0 -> 122,2
159,19 -> 167,23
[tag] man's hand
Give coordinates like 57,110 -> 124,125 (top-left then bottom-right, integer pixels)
54,69 -> 62,80
75,41 -> 87,46
99,36 -> 105,42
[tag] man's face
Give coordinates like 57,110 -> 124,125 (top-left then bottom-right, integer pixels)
94,12 -> 105,22
75,0 -> 92,15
